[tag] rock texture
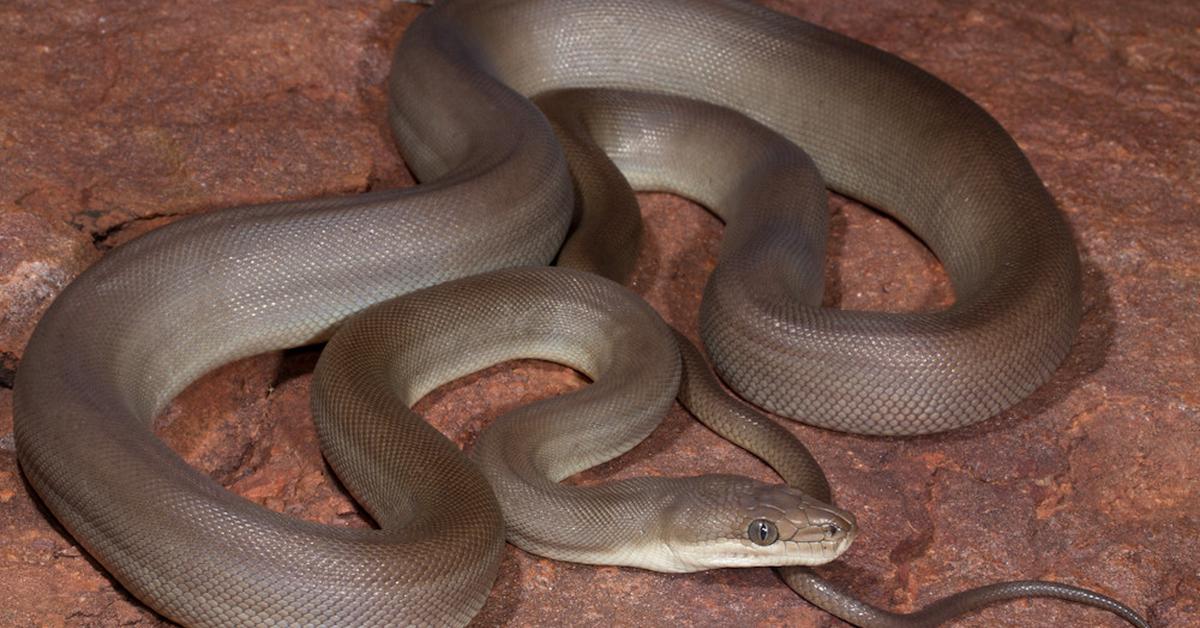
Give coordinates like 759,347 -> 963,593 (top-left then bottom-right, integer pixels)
1,0 -> 1196,626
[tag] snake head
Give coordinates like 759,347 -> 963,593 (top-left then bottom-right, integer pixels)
659,477 -> 857,572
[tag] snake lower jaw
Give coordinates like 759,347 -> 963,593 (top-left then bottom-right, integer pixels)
660,538 -> 856,572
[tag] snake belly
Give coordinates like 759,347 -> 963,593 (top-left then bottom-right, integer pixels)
14,0 -> 1082,626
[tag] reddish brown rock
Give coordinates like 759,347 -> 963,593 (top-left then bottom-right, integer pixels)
1,1 -> 1196,627
0,211 -> 98,378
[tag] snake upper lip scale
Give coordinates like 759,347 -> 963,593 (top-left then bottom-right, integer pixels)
12,0 -> 1149,627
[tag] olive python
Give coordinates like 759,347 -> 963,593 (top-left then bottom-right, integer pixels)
13,0 -> 1147,626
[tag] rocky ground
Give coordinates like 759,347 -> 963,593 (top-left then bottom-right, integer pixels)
1,0 -> 1197,626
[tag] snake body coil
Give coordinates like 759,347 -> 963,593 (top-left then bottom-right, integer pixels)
14,0 -> 1139,626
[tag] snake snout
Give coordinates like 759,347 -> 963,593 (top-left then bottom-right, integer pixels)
789,503 -> 857,548
731,483 -> 857,563
757,487 -> 856,549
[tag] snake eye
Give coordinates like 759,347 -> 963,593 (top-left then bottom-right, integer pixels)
823,523 -> 841,539
747,519 -> 779,546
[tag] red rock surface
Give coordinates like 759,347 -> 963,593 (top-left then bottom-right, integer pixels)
1,0 -> 1197,626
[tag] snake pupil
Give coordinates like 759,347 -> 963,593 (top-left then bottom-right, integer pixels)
748,519 -> 779,546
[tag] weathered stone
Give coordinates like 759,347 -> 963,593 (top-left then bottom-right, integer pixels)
0,211 -> 98,368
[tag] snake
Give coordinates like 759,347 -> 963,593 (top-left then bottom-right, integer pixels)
532,87 -> 1147,626
11,0 -> 1148,626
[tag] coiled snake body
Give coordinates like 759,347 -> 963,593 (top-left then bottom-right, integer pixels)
13,0 -> 1146,626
